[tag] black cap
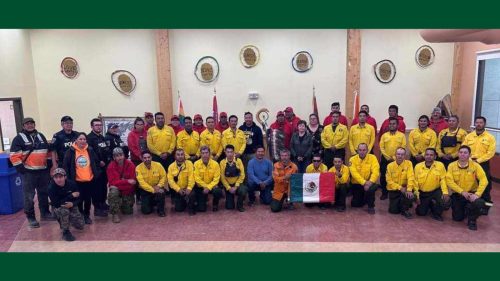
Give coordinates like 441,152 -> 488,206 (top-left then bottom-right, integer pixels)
22,117 -> 35,124
107,123 -> 119,130
61,116 -> 73,122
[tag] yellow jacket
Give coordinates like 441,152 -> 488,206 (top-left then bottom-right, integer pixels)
446,160 -> 488,196
136,161 -> 167,193
200,129 -> 223,158
414,161 -> 448,194
147,126 -> 176,156
329,165 -> 350,185
386,160 -> 415,191
193,159 -> 220,190
177,130 -> 201,157
463,131 -> 496,163
220,158 -> 245,190
348,154 -> 380,185
349,124 -> 376,155
436,128 -> 467,158
380,131 -> 407,161
167,160 -> 195,192
321,123 -> 349,149
221,128 -> 246,155
408,128 -> 437,157
305,163 -> 328,173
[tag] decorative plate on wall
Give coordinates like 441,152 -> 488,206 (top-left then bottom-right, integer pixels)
374,60 -> 396,83
111,70 -> 137,95
292,51 -> 313,72
240,45 -> 260,68
60,57 -> 79,79
194,56 -> 219,83
415,45 -> 435,68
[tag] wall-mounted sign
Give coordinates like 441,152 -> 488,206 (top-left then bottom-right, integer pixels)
415,45 -> 435,68
60,57 -> 79,79
194,56 -> 219,83
111,70 -> 137,95
240,45 -> 260,68
374,60 -> 396,84
292,51 -> 313,72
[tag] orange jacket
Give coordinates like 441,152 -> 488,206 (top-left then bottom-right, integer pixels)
272,161 -> 298,200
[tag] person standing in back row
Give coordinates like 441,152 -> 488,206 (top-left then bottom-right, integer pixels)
87,118 -> 110,217
51,115 -> 79,169
239,112 -> 263,172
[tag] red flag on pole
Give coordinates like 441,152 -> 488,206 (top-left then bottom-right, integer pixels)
213,89 -> 218,126
312,86 -> 319,118
353,91 -> 360,119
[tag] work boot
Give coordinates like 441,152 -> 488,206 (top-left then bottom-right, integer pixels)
379,193 -> 388,200
112,214 -> 121,223
336,206 -> 346,212
27,216 -> 40,228
84,216 -> 93,224
467,219 -> 477,231
367,207 -> 376,215
401,211 -> 413,219
212,206 -> 219,212
94,208 -> 108,217
62,230 -> 76,242
237,207 -> 245,212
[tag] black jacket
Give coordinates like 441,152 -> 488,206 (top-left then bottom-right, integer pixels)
62,146 -> 101,182
50,130 -> 79,165
48,179 -> 81,208
239,122 -> 263,154
87,131 -> 110,165
290,131 -> 313,161
105,132 -> 130,161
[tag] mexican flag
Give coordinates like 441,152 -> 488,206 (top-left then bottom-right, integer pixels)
289,173 -> 335,203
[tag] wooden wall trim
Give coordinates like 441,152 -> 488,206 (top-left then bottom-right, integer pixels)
156,29 -> 173,117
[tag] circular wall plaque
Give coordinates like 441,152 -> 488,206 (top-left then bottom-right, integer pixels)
195,56 -> 219,83
240,45 -> 260,68
415,45 -> 435,68
111,70 -> 137,95
292,51 -> 313,72
374,60 -> 396,83
60,57 -> 79,79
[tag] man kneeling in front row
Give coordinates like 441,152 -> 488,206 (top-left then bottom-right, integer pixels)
385,147 -> 414,219
107,147 -> 136,223
136,150 -> 167,217
48,168 -> 85,241
446,145 -> 488,231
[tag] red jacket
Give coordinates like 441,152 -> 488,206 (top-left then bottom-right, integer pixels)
144,123 -> 155,132
169,124 -> 184,135
215,122 -> 229,133
270,121 -> 292,148
127,129 -> 147,162
430,118 -> 448,134
193,124 -> 206,134
107,159 -> 136,195
379,116 -> 406,139
286,116 -> 302,132
352,115 -> 377,133
323,113 -> 348,127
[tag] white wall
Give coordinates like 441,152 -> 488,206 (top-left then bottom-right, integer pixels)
29,29 -> 159,135
0,29 -> 40,122
169,29 -> 347,124
360,29 -> 455,130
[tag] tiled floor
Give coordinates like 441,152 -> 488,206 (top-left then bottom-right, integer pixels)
2,184 -> 500,252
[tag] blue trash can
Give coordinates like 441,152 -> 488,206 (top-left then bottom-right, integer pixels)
0,153 -> 24,215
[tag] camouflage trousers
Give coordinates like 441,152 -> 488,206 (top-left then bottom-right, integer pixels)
53,206 -> 84,231
108,186 -> 135,215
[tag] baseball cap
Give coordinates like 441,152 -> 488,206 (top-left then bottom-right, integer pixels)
107,123 -> 119,130
220,112 -> 228,117
194,114 -> 203,120
52,168 -> 67,177
113,147 -> 124,156
276,111 -> 285,117
60,116 -> 73,122
22,117 -> 35,124
284,107 -> 293,113
145,112 -> 153,117
171,115 -> 179,121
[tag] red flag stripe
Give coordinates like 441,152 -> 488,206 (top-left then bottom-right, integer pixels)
319,172 -> 335,202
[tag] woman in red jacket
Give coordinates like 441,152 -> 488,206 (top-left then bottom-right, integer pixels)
107,147 -> 137,223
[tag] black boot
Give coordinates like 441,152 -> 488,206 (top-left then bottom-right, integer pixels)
84,216 -> 93,224
27,215 -> 40,228
41,210 -> 56,221
62,230 -> 76,241
467,219 -> 477,231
